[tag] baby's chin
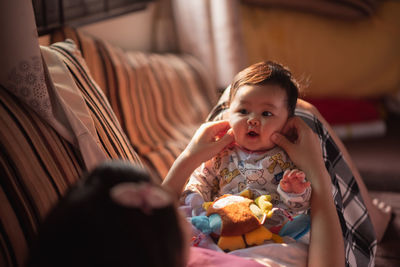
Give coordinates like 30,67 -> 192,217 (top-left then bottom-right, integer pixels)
238,143 -> 276,153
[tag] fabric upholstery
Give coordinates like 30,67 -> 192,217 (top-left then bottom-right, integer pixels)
52,27 -> 218,179
0,40 -> 142,267
0,89 -> 83,267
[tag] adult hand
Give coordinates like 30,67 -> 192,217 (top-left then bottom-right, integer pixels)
271,116 -> 325,180
184,120 -> 234,164
272,116 -> 345,267
163,120 -> 234,196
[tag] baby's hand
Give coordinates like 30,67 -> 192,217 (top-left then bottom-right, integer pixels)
279,169 -> 310,194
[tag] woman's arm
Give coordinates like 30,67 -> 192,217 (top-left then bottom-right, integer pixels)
163,120 -> 234,198
297,99 -> 390,242
272,117 -> 345,267
307,169 -> 345,267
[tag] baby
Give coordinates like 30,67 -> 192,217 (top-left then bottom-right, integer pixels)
183,61 -> 311,231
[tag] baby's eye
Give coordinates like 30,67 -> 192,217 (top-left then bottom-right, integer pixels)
262,111 -> 272,117
239,109 -> 248,115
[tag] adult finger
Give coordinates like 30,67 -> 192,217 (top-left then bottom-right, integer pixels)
206,120 -> 231,137
194,120 -> 230,143
280,119 -> 301,144
210,120 -> 231,130
271,132 -> 294,154
217,128 -> 235,147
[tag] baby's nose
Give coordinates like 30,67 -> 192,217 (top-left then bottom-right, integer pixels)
248,117 -> 260,126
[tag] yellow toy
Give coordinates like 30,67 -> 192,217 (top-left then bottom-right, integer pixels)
191,193 -> 283,251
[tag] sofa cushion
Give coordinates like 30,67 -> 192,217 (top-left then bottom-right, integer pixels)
48,41 -> 142,163
52,27 -> 218,179
0,89 -> 83,267
0,40 -> 142,267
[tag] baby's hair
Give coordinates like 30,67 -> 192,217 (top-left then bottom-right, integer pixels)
27,160 -> 185,267
229,61 -> 299,117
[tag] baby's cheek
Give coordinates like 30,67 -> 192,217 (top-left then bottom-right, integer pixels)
229,124 -> 240,139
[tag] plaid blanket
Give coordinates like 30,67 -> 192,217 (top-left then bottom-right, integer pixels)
296,109 -> 376,267
207,98 -> 377,267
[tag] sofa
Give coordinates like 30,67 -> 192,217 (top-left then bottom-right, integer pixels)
0,23 -> 219,265
1,18 -> 399,267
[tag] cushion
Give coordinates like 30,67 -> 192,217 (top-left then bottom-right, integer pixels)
0,40 -> 142,267
48,41 -> 142,163
0,89 -> 83,267
52,27 -> 218,179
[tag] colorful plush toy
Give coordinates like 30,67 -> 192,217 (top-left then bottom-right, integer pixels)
191,193 -> 282,251
191,191 -> 311,251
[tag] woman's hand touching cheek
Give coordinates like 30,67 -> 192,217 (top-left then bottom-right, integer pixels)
272,116 -> 345,267
163,120 -> 234,197
271,117 -> 326,183
183,120 -> 235,165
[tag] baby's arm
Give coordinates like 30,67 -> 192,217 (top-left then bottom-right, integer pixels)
181,161 -> 220,216
163,120 -> 234,198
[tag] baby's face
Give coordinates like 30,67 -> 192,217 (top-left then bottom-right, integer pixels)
228,84 -> 289,152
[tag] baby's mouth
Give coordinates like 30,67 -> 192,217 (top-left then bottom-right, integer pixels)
247,131 -> 259,137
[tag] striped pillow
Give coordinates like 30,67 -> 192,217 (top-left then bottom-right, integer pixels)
0,41 -> 142,266
49,41 -> 142,163
52,27 -> 218,179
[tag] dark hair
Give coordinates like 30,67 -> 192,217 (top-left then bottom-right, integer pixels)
27,160 -> 185,267
229,61 -> 299,117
